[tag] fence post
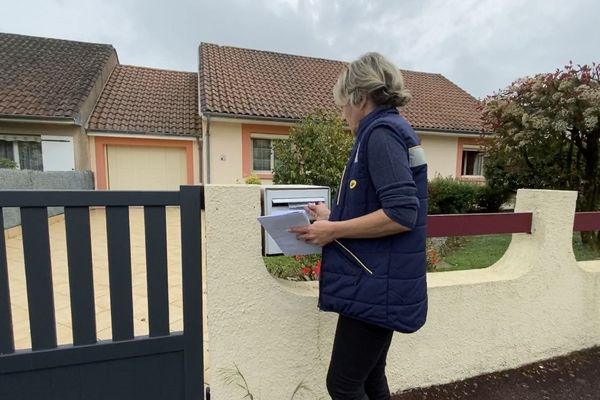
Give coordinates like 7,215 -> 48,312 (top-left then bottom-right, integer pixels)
0,210 -> 14,354
180,185 -> 204,400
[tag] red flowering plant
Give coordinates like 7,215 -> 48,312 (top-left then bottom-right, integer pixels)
426,239 -> 441,272
291,243 -> 437,277
295,255 -> 321,281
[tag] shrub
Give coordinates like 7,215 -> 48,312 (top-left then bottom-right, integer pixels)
428,176 -> 479,214
426,239 -> 441,272
272,110 -> 352,199
263,254 -> 321,281
476,184 -> 512,212
0,158 -> 17,169
244,174 -> 262,185
428,176 -> 514,214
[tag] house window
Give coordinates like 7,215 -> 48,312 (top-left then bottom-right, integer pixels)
18,141 -> 43,170
462,150 -> 485,176
0,140 -> 14,161
252,138 -> 281,172
0,137 -> 43,170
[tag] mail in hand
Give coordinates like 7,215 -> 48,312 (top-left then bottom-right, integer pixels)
257,210 -> 321,256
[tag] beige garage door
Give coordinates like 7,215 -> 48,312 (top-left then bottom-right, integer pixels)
106,145 -> 188,190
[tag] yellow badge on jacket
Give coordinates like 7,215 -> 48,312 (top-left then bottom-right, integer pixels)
349,179 -> 357,189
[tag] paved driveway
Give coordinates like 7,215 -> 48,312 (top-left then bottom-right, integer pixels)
4,207 -> 209,381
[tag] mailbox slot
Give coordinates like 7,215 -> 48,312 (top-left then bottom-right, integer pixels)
261,185 -> 330,255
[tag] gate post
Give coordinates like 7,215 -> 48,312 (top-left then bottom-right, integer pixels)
180,185 -> 204,400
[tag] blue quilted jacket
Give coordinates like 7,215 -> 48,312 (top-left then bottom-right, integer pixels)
319,106 -> 428,333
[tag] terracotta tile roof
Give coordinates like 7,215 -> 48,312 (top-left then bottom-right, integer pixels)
0,32 -> 116,120
200,43 -> 483,133
401,72 -> 483,133
88,65 -> 201,136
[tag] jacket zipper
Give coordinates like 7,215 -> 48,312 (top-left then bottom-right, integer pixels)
333,240 -> 374,275
336,166 -> 346,206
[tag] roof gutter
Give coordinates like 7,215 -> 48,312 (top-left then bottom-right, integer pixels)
86,129 -> 201,139
416,127 -> 491,138
203,111 -> 490,136
0,114 -> 76,125
205,114 -> 211,184
202,111 -> 300,126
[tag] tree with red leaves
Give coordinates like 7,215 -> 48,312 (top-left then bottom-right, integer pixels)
482,62 -> 600,247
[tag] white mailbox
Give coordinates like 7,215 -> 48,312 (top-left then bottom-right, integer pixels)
261,185 -> 331,255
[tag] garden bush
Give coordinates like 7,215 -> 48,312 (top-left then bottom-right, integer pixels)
244,174 -> 262,184
428,176 -> 512,214
428,176 -> 479,214
476,184 -> 512,212
0,158 -> 17,169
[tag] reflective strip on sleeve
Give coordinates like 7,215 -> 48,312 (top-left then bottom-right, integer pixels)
409,145 -> 427,168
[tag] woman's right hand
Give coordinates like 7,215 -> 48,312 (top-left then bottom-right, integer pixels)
305,202 -> 330,221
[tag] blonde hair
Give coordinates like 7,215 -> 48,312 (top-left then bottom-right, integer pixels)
333,52 -> 411,107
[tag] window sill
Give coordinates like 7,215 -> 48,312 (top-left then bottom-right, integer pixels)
459,175 -> 486,183
251,172 -> 273,180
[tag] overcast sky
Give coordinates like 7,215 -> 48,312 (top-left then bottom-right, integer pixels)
1,0 -> 596,98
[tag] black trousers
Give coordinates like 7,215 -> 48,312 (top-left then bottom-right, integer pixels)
326,314 -> 394,400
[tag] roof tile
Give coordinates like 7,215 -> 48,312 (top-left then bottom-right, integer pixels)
199,43 -> 483,133
0,32 -> 116,119
88,65 -> 201,136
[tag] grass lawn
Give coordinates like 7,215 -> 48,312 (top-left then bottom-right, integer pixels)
438,235 -> 512,272
574,234 -> 600,261
263,255 -> 303,279
263,234 -> 600,278
263,238 -> 514,277
438,233 -> 600,272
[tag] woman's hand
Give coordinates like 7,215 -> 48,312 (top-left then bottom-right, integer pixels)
289,220 -> 337,247
305,202 -> 330,221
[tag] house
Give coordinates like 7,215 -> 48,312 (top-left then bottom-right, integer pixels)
0,33 -> 117,171
87,65 -> 201,190
198,43 -> 486,184
1,33 -> 485,189
1,33 -> 201,190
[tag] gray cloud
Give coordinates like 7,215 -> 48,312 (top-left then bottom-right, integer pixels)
1,0 -> 597,98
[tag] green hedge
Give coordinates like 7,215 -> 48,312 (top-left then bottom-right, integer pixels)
428,176 -> 512,214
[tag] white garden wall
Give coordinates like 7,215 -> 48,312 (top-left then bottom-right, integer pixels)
204,186 -> 600,399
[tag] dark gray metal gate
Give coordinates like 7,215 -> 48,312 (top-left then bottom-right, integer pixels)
0,186 -> 204,400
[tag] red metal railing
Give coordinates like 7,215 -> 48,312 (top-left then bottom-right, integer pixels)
427,213 -> 533,238
427,211 -> 600,238
574,212 -> 600,232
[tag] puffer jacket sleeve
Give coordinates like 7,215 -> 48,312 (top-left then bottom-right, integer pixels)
367,126 -> 420,229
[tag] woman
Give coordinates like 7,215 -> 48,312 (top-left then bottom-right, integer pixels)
290,52 -> 428,399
